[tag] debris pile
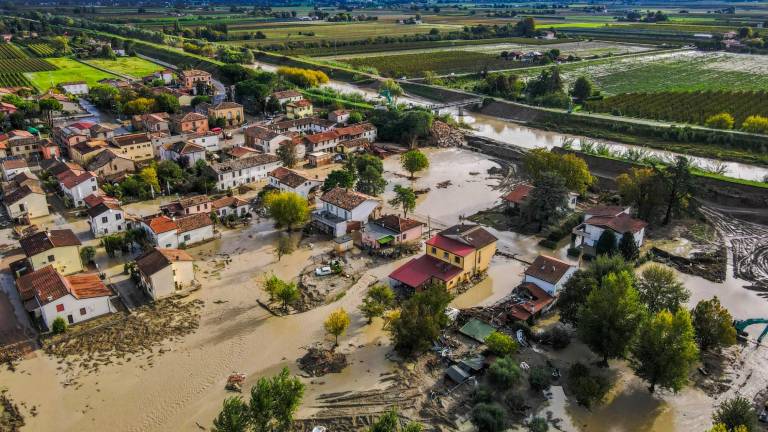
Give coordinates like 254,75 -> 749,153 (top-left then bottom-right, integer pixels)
43,298 -> 204,375
298,346 -> 348,377
436,180 -> 452,189
429,120 -> 466,148
0,391 -> 24,432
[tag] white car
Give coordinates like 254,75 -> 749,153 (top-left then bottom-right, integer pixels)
315,266 -> 333,276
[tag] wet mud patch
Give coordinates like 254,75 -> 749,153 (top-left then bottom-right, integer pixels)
0,390 -> 24,432
42,298 -> 203,379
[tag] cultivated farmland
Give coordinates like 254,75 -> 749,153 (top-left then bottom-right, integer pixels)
586,91 -> 768,127
0,44 -> 28,59
517,50 -> 768,95
27,42 -> 57,57
0,58 -> 57,73
345,51 -> 520,77
0,72 -> 33,87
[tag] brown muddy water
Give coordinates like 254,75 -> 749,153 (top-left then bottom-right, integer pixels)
383,148 -> 768,432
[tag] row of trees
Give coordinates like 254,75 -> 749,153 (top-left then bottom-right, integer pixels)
616,156 -> 693,225
89,84 -> 180,116
559,255 -> 737,394
478,67 -> 598,109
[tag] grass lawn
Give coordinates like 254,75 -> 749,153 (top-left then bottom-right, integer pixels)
24,57 -> 118,91
85,56 -> 165,78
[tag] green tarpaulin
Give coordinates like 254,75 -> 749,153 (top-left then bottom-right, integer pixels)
377,235 -> 394,245
459,318 -> 496,343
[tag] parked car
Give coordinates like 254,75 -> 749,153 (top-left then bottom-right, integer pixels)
315,266 -> 333,276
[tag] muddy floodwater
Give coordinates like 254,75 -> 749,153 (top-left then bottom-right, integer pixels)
382,148 -> 768,432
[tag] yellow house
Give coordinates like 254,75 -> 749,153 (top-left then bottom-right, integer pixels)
110,132 -> 155,163
19,229 -> 83,276
208,102 -> 244,127
286,99 -> 313,119
69,140 -> 108,165
389,224 -> 497,291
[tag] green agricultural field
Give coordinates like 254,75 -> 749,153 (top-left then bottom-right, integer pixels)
517,51 -> 768,95
0,44 -> 28,59
85,56 -> 165,79
25,57 -> 117,91
228,21 -> 461,43
345,50 -> 518,77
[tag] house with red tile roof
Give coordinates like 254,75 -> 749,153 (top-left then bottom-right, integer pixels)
211,196 -> 250,218
18,229 -> 83,276
523,254 -> 576,296
361,214 -> 424,249
268,167 -> 321,198
57,169 -> 98,207
389,224 -> 497,291
15,265 -> 114,329
140,213 -> 214,248
573,206 -> 647,255
502,183 -> 577,210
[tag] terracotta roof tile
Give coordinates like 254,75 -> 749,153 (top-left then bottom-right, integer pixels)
503,184 -> 534,204
175,212 -> 212,234
524,255 -> 573,285
320,187 -> 377,211
135,247 -> 193,277
373,214 -> 423,234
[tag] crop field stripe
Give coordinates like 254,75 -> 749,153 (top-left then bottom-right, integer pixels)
0,58 -> 57,73
0,44 -> 29,59
0,72 -> 33,87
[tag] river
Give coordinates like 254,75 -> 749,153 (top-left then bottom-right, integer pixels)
251,60 -> 768,181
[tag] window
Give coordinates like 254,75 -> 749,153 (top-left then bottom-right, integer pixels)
92,186 -> 97,192
184,234 -> 191,241
102,216 -> 108,223
115,214 -> 122,220
18,204 -> 24,211
48,254 -> 55,262
431,247 -> 436,254
454,256 -> 460,264
80,308 -> 87,316
443,252 -> 448,259
56,304 -> 64,312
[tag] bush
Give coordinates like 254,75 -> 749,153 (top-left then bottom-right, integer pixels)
528,417 -> 549,432
471,402 -> 507,432
488,356 -> 522,389
542,325 -> 571,350
567,246 -> 581,257
473,386 -> 494,404
52,317 -> 67,334
705,112 -> 735,130
713,396 -> 757,432
504,391 -> 528,414
485,331 -> 517,356
567,362 -> 610,409
528,366 -> 551,392
538,239 -> 558,249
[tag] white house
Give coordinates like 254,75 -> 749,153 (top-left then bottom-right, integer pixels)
176,213 -> 215,247
211,196 -> 250,218
187,132 -> 220,152
135,247 -> 197,300
269,117 -> 335,134
87,201 -> 125,237
209,154 -> 282,191
313,187 -> 381,237
141,213 -> 214,248
336,123 -> 377,142
573,206 -> 647,254
523,254 -> 577,296
16,265 -> 115,329
303,130 -> 341,153
270,90 -> 303,106
58,170 -> 98,207
59,81 -> 89,95
329,109 -> 350,124
160,141 -> 206,168
141,215 -> 179,249
268,167 -> 321,198
244,126 -> 290,154
1,158 -> 30,181
4,184 -> 48,221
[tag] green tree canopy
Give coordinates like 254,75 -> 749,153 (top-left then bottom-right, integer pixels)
713,396 -> 757,432
570,76 -> 594,102
212,368 -> 304,432
630,308 -> 699,393
691,296 -> 737,353
579,271 -> 646,366
558,270 -> 599,326
264,191 -> 310,231
389,185 -> 417,218
524,170 -> 568,232
322,169 -> 356,192
636,264 -> 689,314
388,284 -> 452,357
324,308 -> 351,346
400,149 -> 429,178
705,112 -> 735,130
595,230 -> 618,256
523,149 -> 593,194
